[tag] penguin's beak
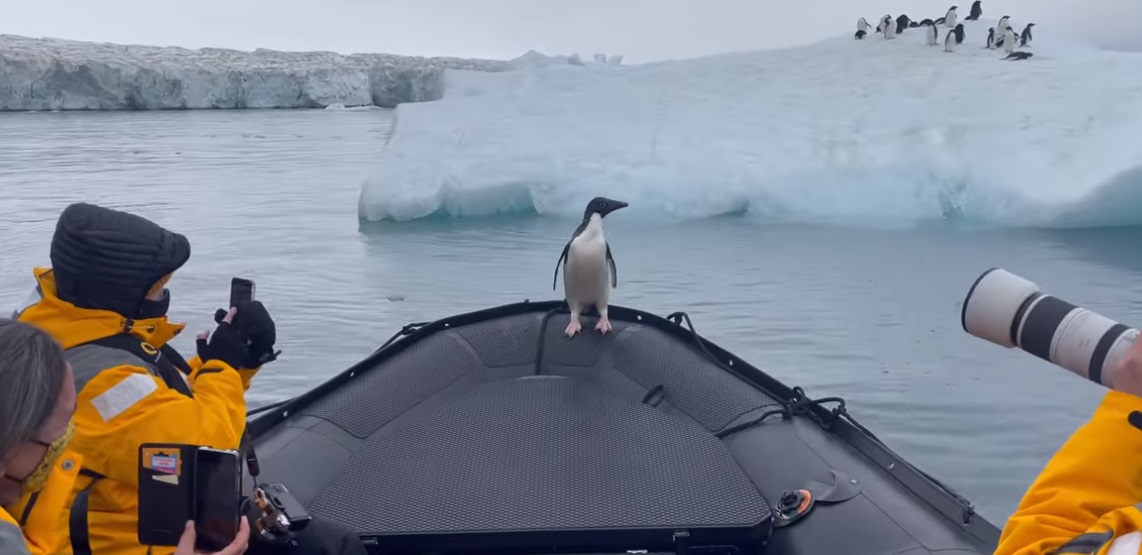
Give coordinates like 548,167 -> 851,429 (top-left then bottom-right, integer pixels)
601,200 -> 629,216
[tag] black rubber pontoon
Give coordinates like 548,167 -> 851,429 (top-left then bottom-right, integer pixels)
245,302 -> 1002,555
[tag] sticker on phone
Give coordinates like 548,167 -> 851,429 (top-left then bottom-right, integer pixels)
141,447 -> 182,476
152,454 -> 178,474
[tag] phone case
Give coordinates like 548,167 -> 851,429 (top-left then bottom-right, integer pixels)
137,443 -> 197,547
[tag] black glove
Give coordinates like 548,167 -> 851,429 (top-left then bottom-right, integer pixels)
196,319 -> 249,371
214,300 -> 280,369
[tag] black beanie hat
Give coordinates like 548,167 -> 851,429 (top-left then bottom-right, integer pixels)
50,203 -> 191,318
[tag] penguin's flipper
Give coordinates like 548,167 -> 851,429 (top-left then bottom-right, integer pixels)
553,242 -> 570,290
606,243 -> 617,288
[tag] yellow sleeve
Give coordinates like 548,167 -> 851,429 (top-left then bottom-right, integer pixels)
994,390 -> 1142,555
73,362 -> 249,486
187,355 -> 260,391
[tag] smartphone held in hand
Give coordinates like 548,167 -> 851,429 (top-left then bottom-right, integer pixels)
194,448 -> 243,552
137,444 -> 243,550
230,278 -> 256,308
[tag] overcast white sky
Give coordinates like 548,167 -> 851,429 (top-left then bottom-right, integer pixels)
5,0 -> 1141,62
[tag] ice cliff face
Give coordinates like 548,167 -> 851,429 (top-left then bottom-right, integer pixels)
0,34 -> 512,111
358,19 -> 1142,227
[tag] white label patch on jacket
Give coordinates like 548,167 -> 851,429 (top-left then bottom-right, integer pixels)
1107,531 -> 1141,555
91,373 -> 158,421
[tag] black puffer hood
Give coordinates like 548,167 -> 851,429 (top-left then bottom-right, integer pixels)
49,202 -> 191,318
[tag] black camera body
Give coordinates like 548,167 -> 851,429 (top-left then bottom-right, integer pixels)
249,482 -> 312,545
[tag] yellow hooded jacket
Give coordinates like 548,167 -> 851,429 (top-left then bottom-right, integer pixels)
16,268 -> 258,555
1,448 -> 83,555
994,390 -> 1142,555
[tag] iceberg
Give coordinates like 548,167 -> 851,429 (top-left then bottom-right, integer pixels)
358,19 -> 1142,228
0,34 -> 509,111
508,50 -> 624,70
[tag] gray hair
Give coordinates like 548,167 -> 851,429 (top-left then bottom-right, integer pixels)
0,319 -> 67,460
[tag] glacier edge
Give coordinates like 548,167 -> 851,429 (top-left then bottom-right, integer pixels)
0,34 -> 512,111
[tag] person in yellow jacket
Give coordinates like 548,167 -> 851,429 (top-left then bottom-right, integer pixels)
13,202 -> 280,555
1,318 -> 252,555
994,332 -> 1142,555
0,318 -> 80,555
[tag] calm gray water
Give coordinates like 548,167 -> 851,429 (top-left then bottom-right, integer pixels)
3,109 -> 1142,526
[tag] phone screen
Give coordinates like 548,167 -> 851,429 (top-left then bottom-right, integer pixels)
229,278 -> 256,308
194,448 -> 242,552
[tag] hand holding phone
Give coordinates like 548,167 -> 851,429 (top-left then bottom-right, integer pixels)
216,278 -> 256,324
229,278 -> 255,308
208,277 -> 281,368
174,519 -> 250,555
193,448 -> 243,552
137,445 -> 243,550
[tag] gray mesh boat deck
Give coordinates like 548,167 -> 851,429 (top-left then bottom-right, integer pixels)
247,304 -> 1001,554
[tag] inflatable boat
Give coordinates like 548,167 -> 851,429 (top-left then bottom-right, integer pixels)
244,301 -> 1003,555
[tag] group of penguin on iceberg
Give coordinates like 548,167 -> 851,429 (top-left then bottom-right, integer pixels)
855,1 -> 1036,61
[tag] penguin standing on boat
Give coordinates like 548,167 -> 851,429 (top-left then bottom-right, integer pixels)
1020,23 -> 1035,46
855,17 -> 871,39
552,197 -> 628,337
926,22 -> 940,46
965,1 -> 983,21
944,6 -> 958,27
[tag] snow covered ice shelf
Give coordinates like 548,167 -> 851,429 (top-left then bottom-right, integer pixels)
359,19 -> 1142,228
0,34 -> 510,111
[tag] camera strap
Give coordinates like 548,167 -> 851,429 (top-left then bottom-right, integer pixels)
92,332 -> 265,476
63,332 -> 264,555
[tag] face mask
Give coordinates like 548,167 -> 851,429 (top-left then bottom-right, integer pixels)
19,419 -> 76,496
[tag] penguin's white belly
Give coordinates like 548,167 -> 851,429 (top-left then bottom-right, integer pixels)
563,238 -> 610,308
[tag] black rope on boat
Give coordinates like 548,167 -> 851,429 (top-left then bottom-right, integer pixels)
641,384 -> 666,407
665,311 -> 739,372
664,310 -> 866,436
715,387 -> 849,438
374,321 -> 430,353
534,307 -> 565,375
665,309 -> 979,523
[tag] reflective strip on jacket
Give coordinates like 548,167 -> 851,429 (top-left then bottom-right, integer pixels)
16,268 -> 257,555
1,447 -> 84,555
994,390 -> 1142,555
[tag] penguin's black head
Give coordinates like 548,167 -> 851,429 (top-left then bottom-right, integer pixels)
584,197 -> 629,219
1027,23 -> 1036,27
950,5 -> 958,10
